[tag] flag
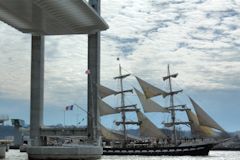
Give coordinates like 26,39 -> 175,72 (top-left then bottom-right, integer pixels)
85,69 -> 91,75
65,105 -> 74,111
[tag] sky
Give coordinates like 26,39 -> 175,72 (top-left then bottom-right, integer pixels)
0,0 -> 239,132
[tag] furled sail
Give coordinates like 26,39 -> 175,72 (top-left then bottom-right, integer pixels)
163,73 -> 178,81
98,98 -> 119,116
135,76 -> 168,98
189,97 -> 225,132
186,110 -> 214,137
134,88 -> 169,113
165,90 -> 183,96
97,84 -> 117,98
136,111 -> 166,139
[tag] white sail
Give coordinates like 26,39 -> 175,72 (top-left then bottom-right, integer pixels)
186,110 -> 214,137
100,124 -> 141,140
97,84 -> 117,98
98,98 -> 119,116
135,76 -> 168,98
189,97 -> 225,132
100,124 -> 125,140
198,126 -> 215,137
136,111 -> 166,139
134,88 -> 169,113
186,110 -> 199,126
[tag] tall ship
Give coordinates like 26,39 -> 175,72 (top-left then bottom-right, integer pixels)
98,63 -> 228,156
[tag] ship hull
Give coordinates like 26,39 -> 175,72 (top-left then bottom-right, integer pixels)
103,143 -> 214,156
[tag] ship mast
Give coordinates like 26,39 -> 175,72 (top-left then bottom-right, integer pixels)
114,60 -> 140,146
135,65 -> 194,144
119,64 -> 127,141
167,64 -> 177,145
163,64 -> 187,145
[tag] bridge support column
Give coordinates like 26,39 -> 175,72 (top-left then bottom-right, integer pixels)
30,35 -> 44,146
87,0 -> 101,141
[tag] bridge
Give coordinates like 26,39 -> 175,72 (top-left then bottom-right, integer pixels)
0,0 -> 108,159
40,127 -> 87,137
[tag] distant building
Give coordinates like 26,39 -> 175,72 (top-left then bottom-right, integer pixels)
0,116 -> 28,148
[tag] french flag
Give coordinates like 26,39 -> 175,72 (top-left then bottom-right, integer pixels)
65,105 -> 74,111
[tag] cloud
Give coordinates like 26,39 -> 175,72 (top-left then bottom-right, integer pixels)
0,0 -> 239,128
0,22 -> 90,108
0,22 -> 31,101
100,0 -> 240,91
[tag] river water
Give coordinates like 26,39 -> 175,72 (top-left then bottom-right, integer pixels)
3,150 -> 240,160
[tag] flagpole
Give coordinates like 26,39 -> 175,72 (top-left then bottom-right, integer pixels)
64,109 -> 66,127
76,113 -> 80,125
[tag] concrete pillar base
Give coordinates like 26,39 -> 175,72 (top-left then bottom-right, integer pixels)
27,145 -> 102,160
0,145 -> 6,159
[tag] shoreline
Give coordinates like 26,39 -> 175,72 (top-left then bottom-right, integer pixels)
212,148 -> 240,151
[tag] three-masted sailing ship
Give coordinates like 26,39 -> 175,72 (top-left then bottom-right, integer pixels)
98,64 -> 227,156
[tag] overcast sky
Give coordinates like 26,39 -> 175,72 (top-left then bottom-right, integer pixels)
0,0 -> 239,132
